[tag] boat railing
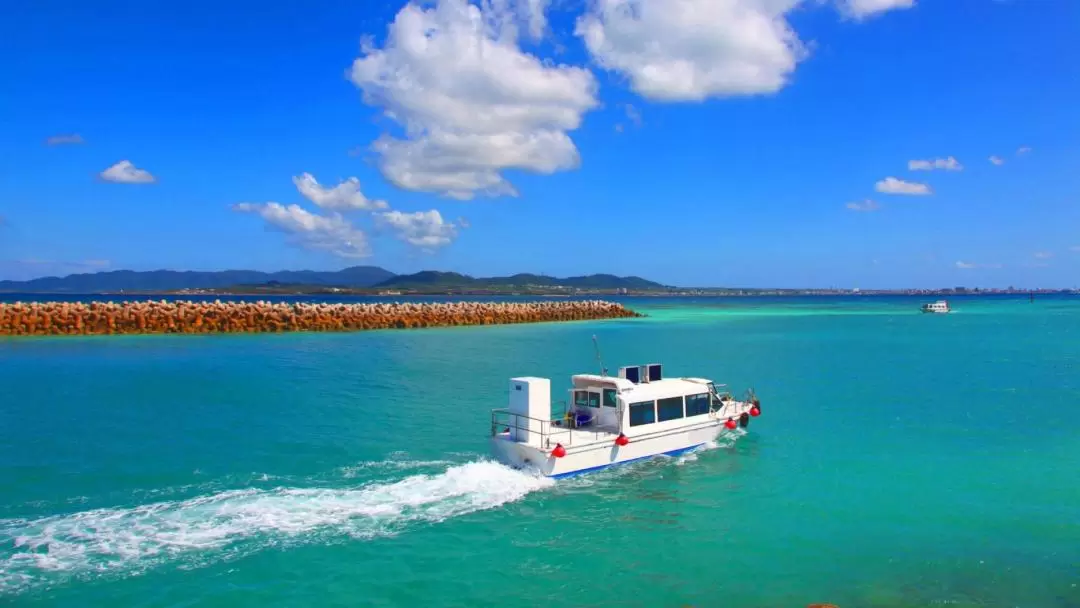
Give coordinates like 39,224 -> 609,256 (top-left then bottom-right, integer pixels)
491,404 -> 602,448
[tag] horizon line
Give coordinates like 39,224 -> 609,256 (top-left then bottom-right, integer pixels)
0,265 -> 1076,292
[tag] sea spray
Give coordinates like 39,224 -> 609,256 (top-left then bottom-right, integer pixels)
0,460 -> 553,594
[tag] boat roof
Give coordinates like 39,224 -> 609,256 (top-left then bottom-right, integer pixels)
571,374 -> 714,401
571,374 -> 635,391
623,378 -> 715,401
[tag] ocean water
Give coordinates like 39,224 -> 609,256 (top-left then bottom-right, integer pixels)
1,296 -> 1078,607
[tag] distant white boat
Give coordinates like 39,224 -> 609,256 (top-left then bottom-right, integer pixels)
490,342 -> 762,478
921,300 -> 951,314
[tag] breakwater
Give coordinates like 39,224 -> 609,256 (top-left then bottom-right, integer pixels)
0,300 -> 643,336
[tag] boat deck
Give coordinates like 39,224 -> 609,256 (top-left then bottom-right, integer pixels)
546,423 -> 620,448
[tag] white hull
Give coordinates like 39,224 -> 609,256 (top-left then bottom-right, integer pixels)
491,416 -> 743,478
921,300 -> 951,314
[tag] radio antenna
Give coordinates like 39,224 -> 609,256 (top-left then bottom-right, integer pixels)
592,334 -> 608,377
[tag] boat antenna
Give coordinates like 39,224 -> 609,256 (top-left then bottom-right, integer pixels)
592,334 -> 608,377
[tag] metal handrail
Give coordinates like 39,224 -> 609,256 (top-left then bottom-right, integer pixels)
491,404 -> 598,448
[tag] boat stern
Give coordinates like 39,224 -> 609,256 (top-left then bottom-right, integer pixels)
490,432 -> 556,476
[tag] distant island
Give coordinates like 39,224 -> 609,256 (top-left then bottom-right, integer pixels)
0,266 -> 1075,297
0,267 -> 669,296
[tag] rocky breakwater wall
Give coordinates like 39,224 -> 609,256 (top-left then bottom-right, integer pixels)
0,300 -> 645,336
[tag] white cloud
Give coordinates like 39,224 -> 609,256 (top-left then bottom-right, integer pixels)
837,0 -> 916,19
375,209 -> 463,250
615,103 -> 642,133
1033,251 -> 1053,259
846,199 -> 880,212
520,0 -> 551,40
989,155 -> 1005,166
349,0 -> 599,199
875,176 -> 932,195
99,160 -> 156,184
956,260 -> 1002,270
576,0 -> 807,102
1017,146 -> 1032,155
232,202 -> 371,258
292,173 -> 388,211
908,156 -> 962,171
45,133 -> 84,146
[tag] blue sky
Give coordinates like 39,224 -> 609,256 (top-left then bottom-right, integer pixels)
1,0 -> 1077,288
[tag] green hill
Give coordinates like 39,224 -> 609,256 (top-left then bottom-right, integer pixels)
375,272 -> 666,291
0,266 -> 396,293
0,266 -> 667,294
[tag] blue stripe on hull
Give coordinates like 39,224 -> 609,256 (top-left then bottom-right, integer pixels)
548,443 -> 705,479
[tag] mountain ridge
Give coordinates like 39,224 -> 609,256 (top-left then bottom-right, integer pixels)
0,267 -> 668,293
0,266 -> 396,293
374,271 -> 665,290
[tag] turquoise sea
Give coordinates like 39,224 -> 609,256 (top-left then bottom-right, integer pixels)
2,295 -> 1078,607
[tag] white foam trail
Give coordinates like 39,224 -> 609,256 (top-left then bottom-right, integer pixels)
675,429 -> 744,465
0,461 -> 552,594
340,458 -> 454,478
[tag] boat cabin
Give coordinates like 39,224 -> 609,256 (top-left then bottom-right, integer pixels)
564,366 -> 725,434
921,300 -> 950,313
493,363 -> 735,450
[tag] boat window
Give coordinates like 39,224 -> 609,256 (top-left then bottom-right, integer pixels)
574,390 -> 589,407
685,393 -> 710,417
602,388 -> 617,407
629,401 -> 655,426
587,392 -> 601,408
657,396 -> 684,422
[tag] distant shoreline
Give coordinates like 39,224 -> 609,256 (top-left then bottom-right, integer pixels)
0,288 -> 1075,298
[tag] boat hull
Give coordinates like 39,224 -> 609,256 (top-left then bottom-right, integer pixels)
490,420 -> 731,478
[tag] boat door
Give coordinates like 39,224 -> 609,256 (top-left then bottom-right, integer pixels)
598,387 -> 620,427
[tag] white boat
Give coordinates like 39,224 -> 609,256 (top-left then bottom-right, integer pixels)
921,300 -> 951,314
489,356 -> 762,478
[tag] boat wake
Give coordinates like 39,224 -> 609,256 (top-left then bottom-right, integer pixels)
676,427 -> 747,465
0,460 -> 553,595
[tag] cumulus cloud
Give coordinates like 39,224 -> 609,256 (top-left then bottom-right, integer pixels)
375,209 -> 463,250
875,176 -> 932,195
846,199 -> 880,212
99,160 -> 156,184
908,156 -> 962,171
349,0 -> 599,199
1017,146 -> 1032,155
45,133 -> 85,146
292,173 -> 388,211
989,155 -> 1005,166
837,0 -> 916,19
232,202 -> 371,258
576,0 -> 807,102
